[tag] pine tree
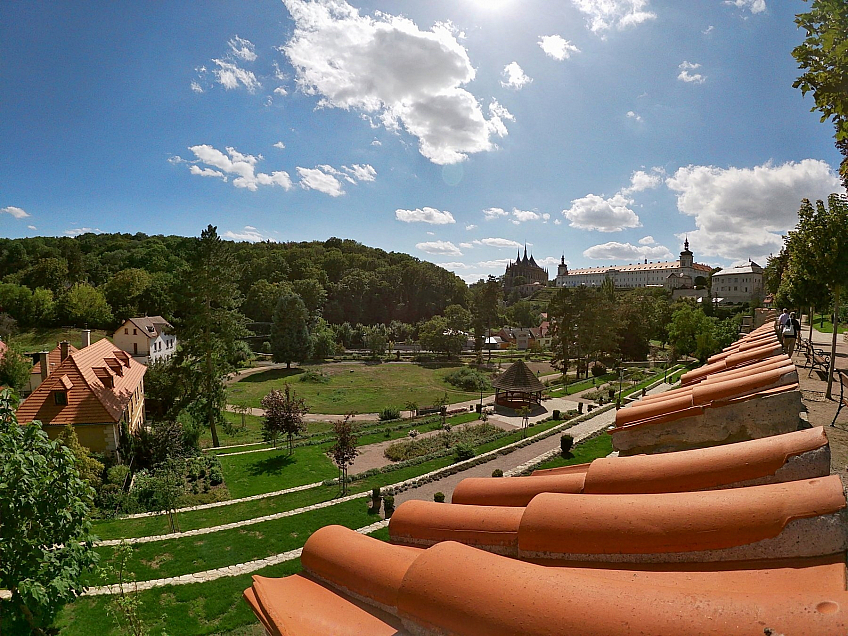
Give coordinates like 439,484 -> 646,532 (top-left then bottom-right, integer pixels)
271,291 -> 312,368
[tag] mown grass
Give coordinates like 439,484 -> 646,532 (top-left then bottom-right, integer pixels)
226,362 -> 486,414
533,433 -> 614,471
810,313 -> 846,334
9,327 -> 110,352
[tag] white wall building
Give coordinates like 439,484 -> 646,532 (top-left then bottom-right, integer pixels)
556,240 -> 711,290
711,261 -> 764,304
112,316 -> 176,365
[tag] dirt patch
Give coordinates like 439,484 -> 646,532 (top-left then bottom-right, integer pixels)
141,553 -> 172,570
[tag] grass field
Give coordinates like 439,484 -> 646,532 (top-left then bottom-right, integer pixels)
8,327 -> 110,352
227,362 -> 487,414
811,313 -> 846,334
533,432 -> 614,471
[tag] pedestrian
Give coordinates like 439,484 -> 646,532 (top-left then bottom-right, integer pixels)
781,311 -> 801,356
776,308 -> 790,346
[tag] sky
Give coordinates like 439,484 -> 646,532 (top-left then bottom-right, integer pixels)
1,0 -> 844,283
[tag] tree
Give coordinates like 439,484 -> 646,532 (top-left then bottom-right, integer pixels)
0,390 -> 99,634
550,286 -> 620,378
291,278 -> 327,316
132,458 -> 185,533
102,268 -> 152,321
261,385 -> 309,453
668,303 -> 715,360
244,279 -> 289,323
0,345 -> 33,393
793,0 -> 848,188
785,195 -> 848,397
419,315 -> 465,358
271,291 -> 312,368
329,414 -> 359,495
173,225 -> 249,448
470,276 -> 501,363
57,423 -> 104,494
310,318 -> 339,360
60,282 -> 113,328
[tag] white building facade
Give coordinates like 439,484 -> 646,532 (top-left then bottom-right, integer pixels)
555,240 -> 711,290
112,316 -> 176,365
711,262 -> 764,304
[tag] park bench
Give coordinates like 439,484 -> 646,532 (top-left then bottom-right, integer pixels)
801,339 -> 831,378
832,370 -> 848,427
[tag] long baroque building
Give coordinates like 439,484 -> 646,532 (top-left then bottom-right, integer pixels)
556,240 -> 711,290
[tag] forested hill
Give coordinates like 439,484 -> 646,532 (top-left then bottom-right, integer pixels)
0,233 -> 467,330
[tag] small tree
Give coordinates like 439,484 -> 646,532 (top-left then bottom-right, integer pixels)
329,414 -> 359,495
518,405 -> 531,439
0,344 -> 33,394
261,385 -> 309,454
57,423 -> 104,494
0,390 -> 99,634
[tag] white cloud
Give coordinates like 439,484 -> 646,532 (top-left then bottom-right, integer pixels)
476,258 -> 513,269
621,167 -> 663,194
212,59 -> 261,92
483,207 -> 509,220
478,237 -> 523,249
64,227 -> 102,237
297,167 -> 344,196
1,206 -> 30,219
571,0 -> 656,33
371,139 -> 382,146
395,207 -> 456,224
465,224 -> 477,230
27,225 -> 36,230
189,165 -> 228,181
538,35 -> 580,61
342,163 -> 377,182
224,227 -> 276,242
626,110 -> 643,122
511,208 -> 549,222
188,144 -> 293,191
274,86 -> 288,96
501,62 -> 532,90
702,25 -> 714,34
416,240 -> 462,255
190,80 -> 204,93
666,159 -> 842,261
281,0 -> 510,164
678,61 -> 705,84
228,35 -> 258,62
438,261 -> 471,270
273,141 -> 286,149
535,256 -> 562,268
583,241 -> 674,261
724,0 -> 766,14
459,242 -> 473,248
553,218 -> 562,225
563,192 -> 641,232
638,235 -> 655,245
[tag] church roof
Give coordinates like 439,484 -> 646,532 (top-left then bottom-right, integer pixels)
492,359 -> 545,393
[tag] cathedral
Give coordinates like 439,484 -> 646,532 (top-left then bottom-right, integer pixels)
503,246 -> 549,293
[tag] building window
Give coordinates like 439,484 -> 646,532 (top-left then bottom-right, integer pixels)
54,391 -> 68,406
133,328 -> 137,335
124,328 -> 128,334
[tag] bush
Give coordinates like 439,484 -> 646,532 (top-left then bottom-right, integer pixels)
444,367 -> 491,392
454,443 -> 475,462
106,464 -> 130,487
299,369 -> 330,384
491,468 -> 503,478
591,363 -> 607,377
385,423 -> 500,462
434,492 -> 445,503
552,409 -> 561,420
261,341 -> 272,354
379,407 -> 402,421
383,494 -> 395,512
371,487 -> 381,500
560,434 -> 574,455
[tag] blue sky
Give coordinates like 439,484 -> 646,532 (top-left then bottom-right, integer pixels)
1,0 -> 844,282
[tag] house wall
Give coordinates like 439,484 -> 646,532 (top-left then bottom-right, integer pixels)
113,322 -> 151,357
41,422 -> 119,455
148,333 -> 176,363
712,272 -> 763,304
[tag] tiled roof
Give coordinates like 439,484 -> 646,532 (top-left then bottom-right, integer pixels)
17,338 -> 146,426
121,316 -> 173,339
493,359 -> 544,393
31,342 -> 79,375
712,262 -> 763,276
566,260 -> 712,275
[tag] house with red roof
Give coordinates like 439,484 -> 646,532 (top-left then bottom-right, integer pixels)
113,316 -> 175,365
16,337 -> 146,455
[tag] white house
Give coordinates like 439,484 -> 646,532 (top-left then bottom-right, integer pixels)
112,316 -> 176,365
710,261 -> 764,304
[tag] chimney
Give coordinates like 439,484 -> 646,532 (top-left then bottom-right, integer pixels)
39,351 -> 49,383
81,329 -> 91,349
60,340 -> 70,361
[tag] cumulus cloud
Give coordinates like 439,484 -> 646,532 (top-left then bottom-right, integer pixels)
511,209 -> 550,222
1,206 -> 30,219
395,207 -> 456,224
437,261 -> 471,270
187,144 -> 292,191
475,258 -> 514,269
678,61 -> 705,84
416,240 -> 462,256
212,59 -> 261,92
224,227 -> 276,242
538,35 -> 580,60
501,62 -> 532,90
459,242 -> 473,248
563,193 -> 641,232
626,110 -> 643,122
477,237 -> 523,249
27,225 -> 36,230
583,241 -> 674,261
281,0 -> 510,164
572,0 -> 656,33
724,0 -> 766,14
64,227 -> 102,237
273,141 -> 286,149
297,167 -> 344,196
228,35 -> 258,62
621,167 -> 663,194
666,159 -> 842,261
638,235 -> 655,245
483,207 -> 509,220
342,163 -> 377,182
465,224 -> 477,230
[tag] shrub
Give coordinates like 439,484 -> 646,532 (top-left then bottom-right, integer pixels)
371,487 -> 381,500
379,407 -> 402,421
444,367 -> 491,392
383,494 -> 395,511
299,369 -> 330,384
454,443 -> 475,462
261,341 -> 272,354
560,434 -> 574,455
385,424 -> 500,462
591,363 -> 607,377
552,409 -> 561,420
491,468 -> 503,478
434,492 -> 445,503
106,464 -> 131,487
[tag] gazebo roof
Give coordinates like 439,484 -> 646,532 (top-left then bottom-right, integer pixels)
492,359 -> 544,393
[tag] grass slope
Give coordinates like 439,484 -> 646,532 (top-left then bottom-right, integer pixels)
9,327 -> 110,352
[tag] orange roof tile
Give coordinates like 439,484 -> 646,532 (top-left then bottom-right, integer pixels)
31,342 -> 79,375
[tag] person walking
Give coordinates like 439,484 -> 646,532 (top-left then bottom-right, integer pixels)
781,311 -> 801,356
776,308 -> 790,347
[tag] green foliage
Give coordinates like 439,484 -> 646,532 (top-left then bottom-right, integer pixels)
57,424 -> 104,494
591,362 -> 607,377
362,324 -> 389,358
106,464 -> 131,487
549,286 -> 621,378
261,385 -> 309,454
379,406 -> 401,421
0,390 -> 99,634
329,415 -> 359,494
491,468 -> 504,477
271,291 -> 312,368
453,442 -> 475,462
444,367 -> 491,391
131,458 -> 186,532
668,303 -> 714,359
129,419 -> 192,471
310,318 -> 339,360
299,369 -> 330,383
419,315 -> 466,358
60,282 -> 113,328
433,491 -> 446,503
0,344 -> 33,393
560,433 -> 574,455
384,423 -> 500,462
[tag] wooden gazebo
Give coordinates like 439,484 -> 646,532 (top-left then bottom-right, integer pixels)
493,359 -> 544,409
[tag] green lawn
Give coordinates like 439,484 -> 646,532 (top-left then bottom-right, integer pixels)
811,313 -> 846,334
227,362 -> 486,414
533,433 -> 614,471
8,327 -> 110,352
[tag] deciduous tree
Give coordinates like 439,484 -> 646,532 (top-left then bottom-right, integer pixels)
261,385 -> 309,454
329,414 -> 359,495
271,291 -> 312,368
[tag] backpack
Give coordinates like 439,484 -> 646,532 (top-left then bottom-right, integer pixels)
783,320 -> 796,337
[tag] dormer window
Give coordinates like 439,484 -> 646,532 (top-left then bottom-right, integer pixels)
54,391 -> 68,406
